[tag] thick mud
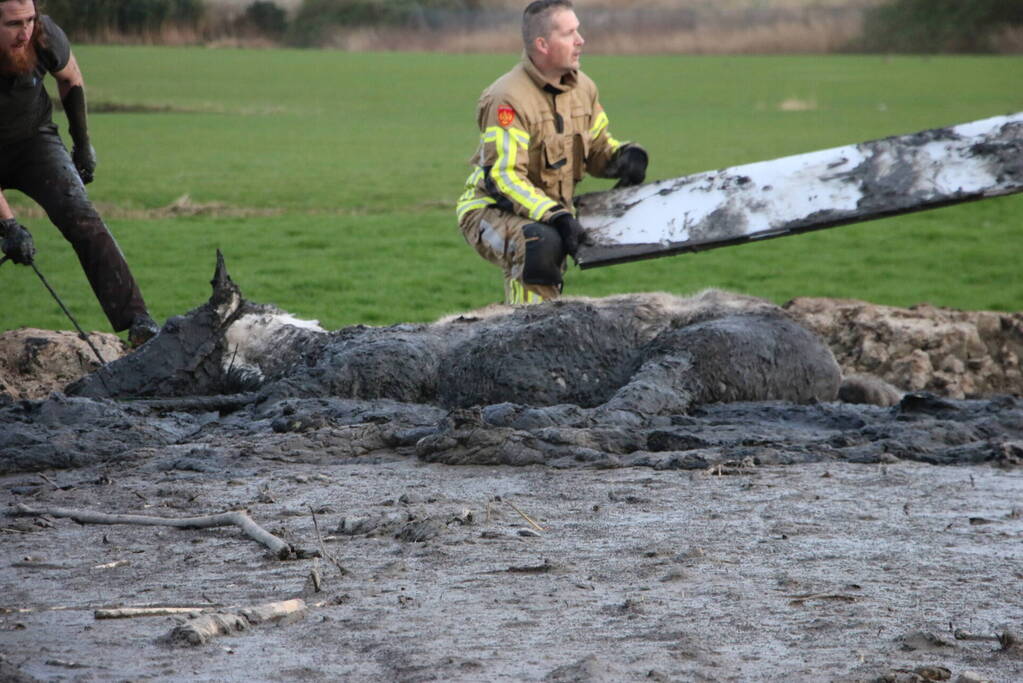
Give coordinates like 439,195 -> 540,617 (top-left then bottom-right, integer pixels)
2,458 -> 1021,681
2,256 -> 1022,681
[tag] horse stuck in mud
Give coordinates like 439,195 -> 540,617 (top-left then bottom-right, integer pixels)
2,252 -> 1020,474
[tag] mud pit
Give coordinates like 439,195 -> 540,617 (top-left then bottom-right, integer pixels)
2,257 -> 1022,681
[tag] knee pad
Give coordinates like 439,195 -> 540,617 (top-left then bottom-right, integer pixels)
521,222 -> 564,286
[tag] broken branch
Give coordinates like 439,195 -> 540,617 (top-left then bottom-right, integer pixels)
37,473 -> 61,490
786,593 -> 858,606
308,506 -> 349,577
96,607 -> 207,619
11,504 -> 294,559
167,598 -> 307,646
954,629 -> 1000,642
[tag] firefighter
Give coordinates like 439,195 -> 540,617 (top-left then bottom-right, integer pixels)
0,0 -> 158,346
456,0 -> 647,304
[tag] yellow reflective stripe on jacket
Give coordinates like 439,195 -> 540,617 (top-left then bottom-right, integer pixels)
463,166 -> 484,189
485,125 -> 557,221
456,196 -> 495,220
590,110 -> 622,153
455,167 -> 496,218
590,111 -> 609,140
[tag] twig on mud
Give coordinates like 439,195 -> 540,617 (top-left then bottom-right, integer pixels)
953,629 -> 1000,642
492,559 -> 556,574
37,473 -> 62,491
786,593 -> 858,606
706,457 -> 757,476
96,606 -> 209,619
2,602 -> 225,616
891,666 -> 952,680
11,504 -> 295,560
308,506 -> 349,577
225,345 -> 241,386
166,598 -> 307,646
307,559 -> 322,594
91,560 -> 129,570
10,559 -> 71,570
506,500 -> 545,532
1,605 -> 77,615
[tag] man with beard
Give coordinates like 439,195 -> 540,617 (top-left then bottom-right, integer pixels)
0,0 -> 158,346
456,0 -> 647,304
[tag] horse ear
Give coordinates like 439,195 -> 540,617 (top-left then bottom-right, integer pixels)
209,249 -> 242,310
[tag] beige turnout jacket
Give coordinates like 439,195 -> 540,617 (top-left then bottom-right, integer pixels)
457,55 -> 625,227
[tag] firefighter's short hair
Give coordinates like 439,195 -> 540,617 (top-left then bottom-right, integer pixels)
522,0 -> 574,54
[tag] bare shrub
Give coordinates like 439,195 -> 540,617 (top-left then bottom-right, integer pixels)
54,0 -> 1023,55
993,25 -> 1023,53
856,0 -> 1023,53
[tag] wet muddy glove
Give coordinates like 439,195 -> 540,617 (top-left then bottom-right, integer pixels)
0,218 -> 36,265
611,144 -> 648,189
551,213 -> 589,262
62,85 -> 96,184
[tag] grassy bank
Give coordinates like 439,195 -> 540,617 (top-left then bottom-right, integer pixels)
2,48 -> 1021,336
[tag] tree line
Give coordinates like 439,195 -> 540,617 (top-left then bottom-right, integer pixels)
41,0 -> 1023,53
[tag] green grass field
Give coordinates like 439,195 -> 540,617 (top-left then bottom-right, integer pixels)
3,48 -> 1021,337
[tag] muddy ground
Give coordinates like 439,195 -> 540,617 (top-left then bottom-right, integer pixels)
2,451 -> 1021,682
2,286 -> 1022,682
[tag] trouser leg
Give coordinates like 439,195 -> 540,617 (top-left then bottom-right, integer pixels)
459,207 -> 566,304
6,132 -> 148,331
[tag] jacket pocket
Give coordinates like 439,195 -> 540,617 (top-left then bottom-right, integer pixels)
540,138 -> 567,189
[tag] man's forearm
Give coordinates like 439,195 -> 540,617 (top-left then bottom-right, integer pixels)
0,190 -> 14,221
55,53 -> 89,147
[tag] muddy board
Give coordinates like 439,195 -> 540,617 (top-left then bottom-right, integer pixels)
574,112 -> 1023,268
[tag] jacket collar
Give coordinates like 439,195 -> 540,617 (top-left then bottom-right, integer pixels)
521,52 -> 578,94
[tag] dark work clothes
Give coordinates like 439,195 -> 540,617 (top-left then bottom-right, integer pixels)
0,16 -> 70,146
0,17 -> 147,331
0,131 -> 147,330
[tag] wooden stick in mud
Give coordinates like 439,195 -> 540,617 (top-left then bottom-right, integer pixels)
506,500 -> 545,532
11,504 -> 294,559
953,629 -> 1000,642
3,602 -> 225,616
168,599 -> 307,646
96,607 -> 209,619
308,506 -> 348,577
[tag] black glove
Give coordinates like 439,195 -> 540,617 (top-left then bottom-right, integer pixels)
72,144 -> 97,185
612,145 -> 648,189
0,218 -> 36,265
551,213 -> 589,260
